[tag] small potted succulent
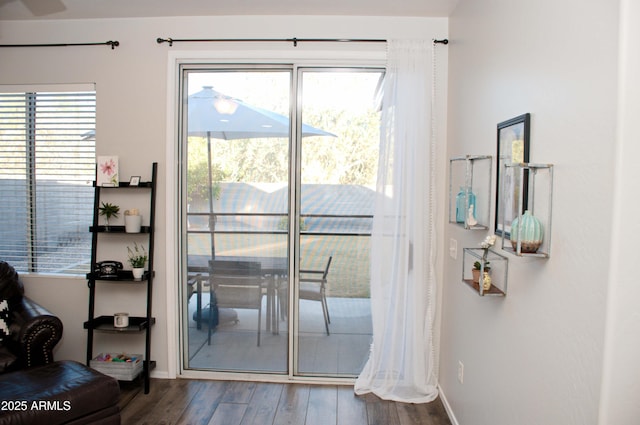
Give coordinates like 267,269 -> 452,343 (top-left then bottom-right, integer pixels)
98,202 -> 120,231
472,260 -> 491,283
127,243 -> 148,280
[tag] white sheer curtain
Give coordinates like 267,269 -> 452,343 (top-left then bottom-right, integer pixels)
354,40 -> 438,403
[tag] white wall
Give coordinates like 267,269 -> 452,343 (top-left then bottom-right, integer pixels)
441,1 -> 620,424
598,0 -> 640,422
0,15 -> 448,378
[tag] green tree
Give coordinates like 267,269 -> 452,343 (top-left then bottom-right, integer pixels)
187,137 -> 227,205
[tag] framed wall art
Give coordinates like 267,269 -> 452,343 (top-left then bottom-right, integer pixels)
97,156 -> 119,187
495,113 -> 530,237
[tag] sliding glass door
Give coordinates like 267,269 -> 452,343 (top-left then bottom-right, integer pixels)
180,65 -> 382,378
183,69 -> 291,373
295,69 -> 381,376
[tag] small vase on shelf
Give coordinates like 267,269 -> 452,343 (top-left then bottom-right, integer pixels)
98,202 -> 120,232
455,186 -> 476,224
510,210 -> 543,253
481,271 -> 492,292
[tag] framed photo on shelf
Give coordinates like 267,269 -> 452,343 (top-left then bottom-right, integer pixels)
97,156 -> 119,187
129,176 -> 141,186
495,113 -> 530,237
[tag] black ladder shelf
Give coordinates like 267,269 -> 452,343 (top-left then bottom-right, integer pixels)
84,162 -> 157,394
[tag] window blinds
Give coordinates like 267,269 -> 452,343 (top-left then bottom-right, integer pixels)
0,90 -> 96,274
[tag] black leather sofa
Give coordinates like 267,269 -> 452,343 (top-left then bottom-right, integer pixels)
0,260 -> 63,373
0,261 -> 121,425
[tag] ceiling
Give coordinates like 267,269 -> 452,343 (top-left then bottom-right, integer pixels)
0,0 -> 459,20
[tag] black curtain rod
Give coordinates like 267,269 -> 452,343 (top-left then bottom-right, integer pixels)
0,40 -> 120,49
157,37 -> 448,47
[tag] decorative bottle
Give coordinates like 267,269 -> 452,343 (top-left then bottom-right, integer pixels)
482,271 -> 492,292
510,210 -> 543,253
455,186 -> 476,224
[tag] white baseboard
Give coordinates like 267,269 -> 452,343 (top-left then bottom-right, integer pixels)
150,370 -> 170,379
438,384 -> 460,425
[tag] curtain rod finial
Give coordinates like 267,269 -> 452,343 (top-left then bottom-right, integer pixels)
157,37 -> 174,46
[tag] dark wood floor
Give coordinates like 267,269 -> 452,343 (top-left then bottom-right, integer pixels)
118,378 -> 452,425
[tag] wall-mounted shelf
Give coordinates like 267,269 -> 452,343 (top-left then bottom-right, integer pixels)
499,163 -> 553,258
449,155 -> 492,230
462,248 -> 508,296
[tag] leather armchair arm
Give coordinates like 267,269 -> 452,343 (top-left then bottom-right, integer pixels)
10,296 -> 63,368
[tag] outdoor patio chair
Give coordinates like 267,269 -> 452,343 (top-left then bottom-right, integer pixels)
209,259 -> 264,346
187,264 -> 212,330
187,271 -> 204,330
299,256 -> 332,335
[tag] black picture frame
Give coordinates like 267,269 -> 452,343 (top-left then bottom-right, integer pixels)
495,113 -> 530,237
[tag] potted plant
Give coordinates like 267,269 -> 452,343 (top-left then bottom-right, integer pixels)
127,243 -> 148,280
472,261 -> 491,283
98,202 -> 120,230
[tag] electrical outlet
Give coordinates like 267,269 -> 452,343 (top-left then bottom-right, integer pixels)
449,238 -> 457,259
457,361 -> 464,384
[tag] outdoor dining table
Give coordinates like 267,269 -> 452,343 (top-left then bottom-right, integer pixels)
187,254 -> 288,335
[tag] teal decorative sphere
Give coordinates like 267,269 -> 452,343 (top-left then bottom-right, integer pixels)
510,210 -> 543,253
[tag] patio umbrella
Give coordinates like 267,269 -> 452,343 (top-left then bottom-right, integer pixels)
188,86 -> 335,140
188,86 -> 335,258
